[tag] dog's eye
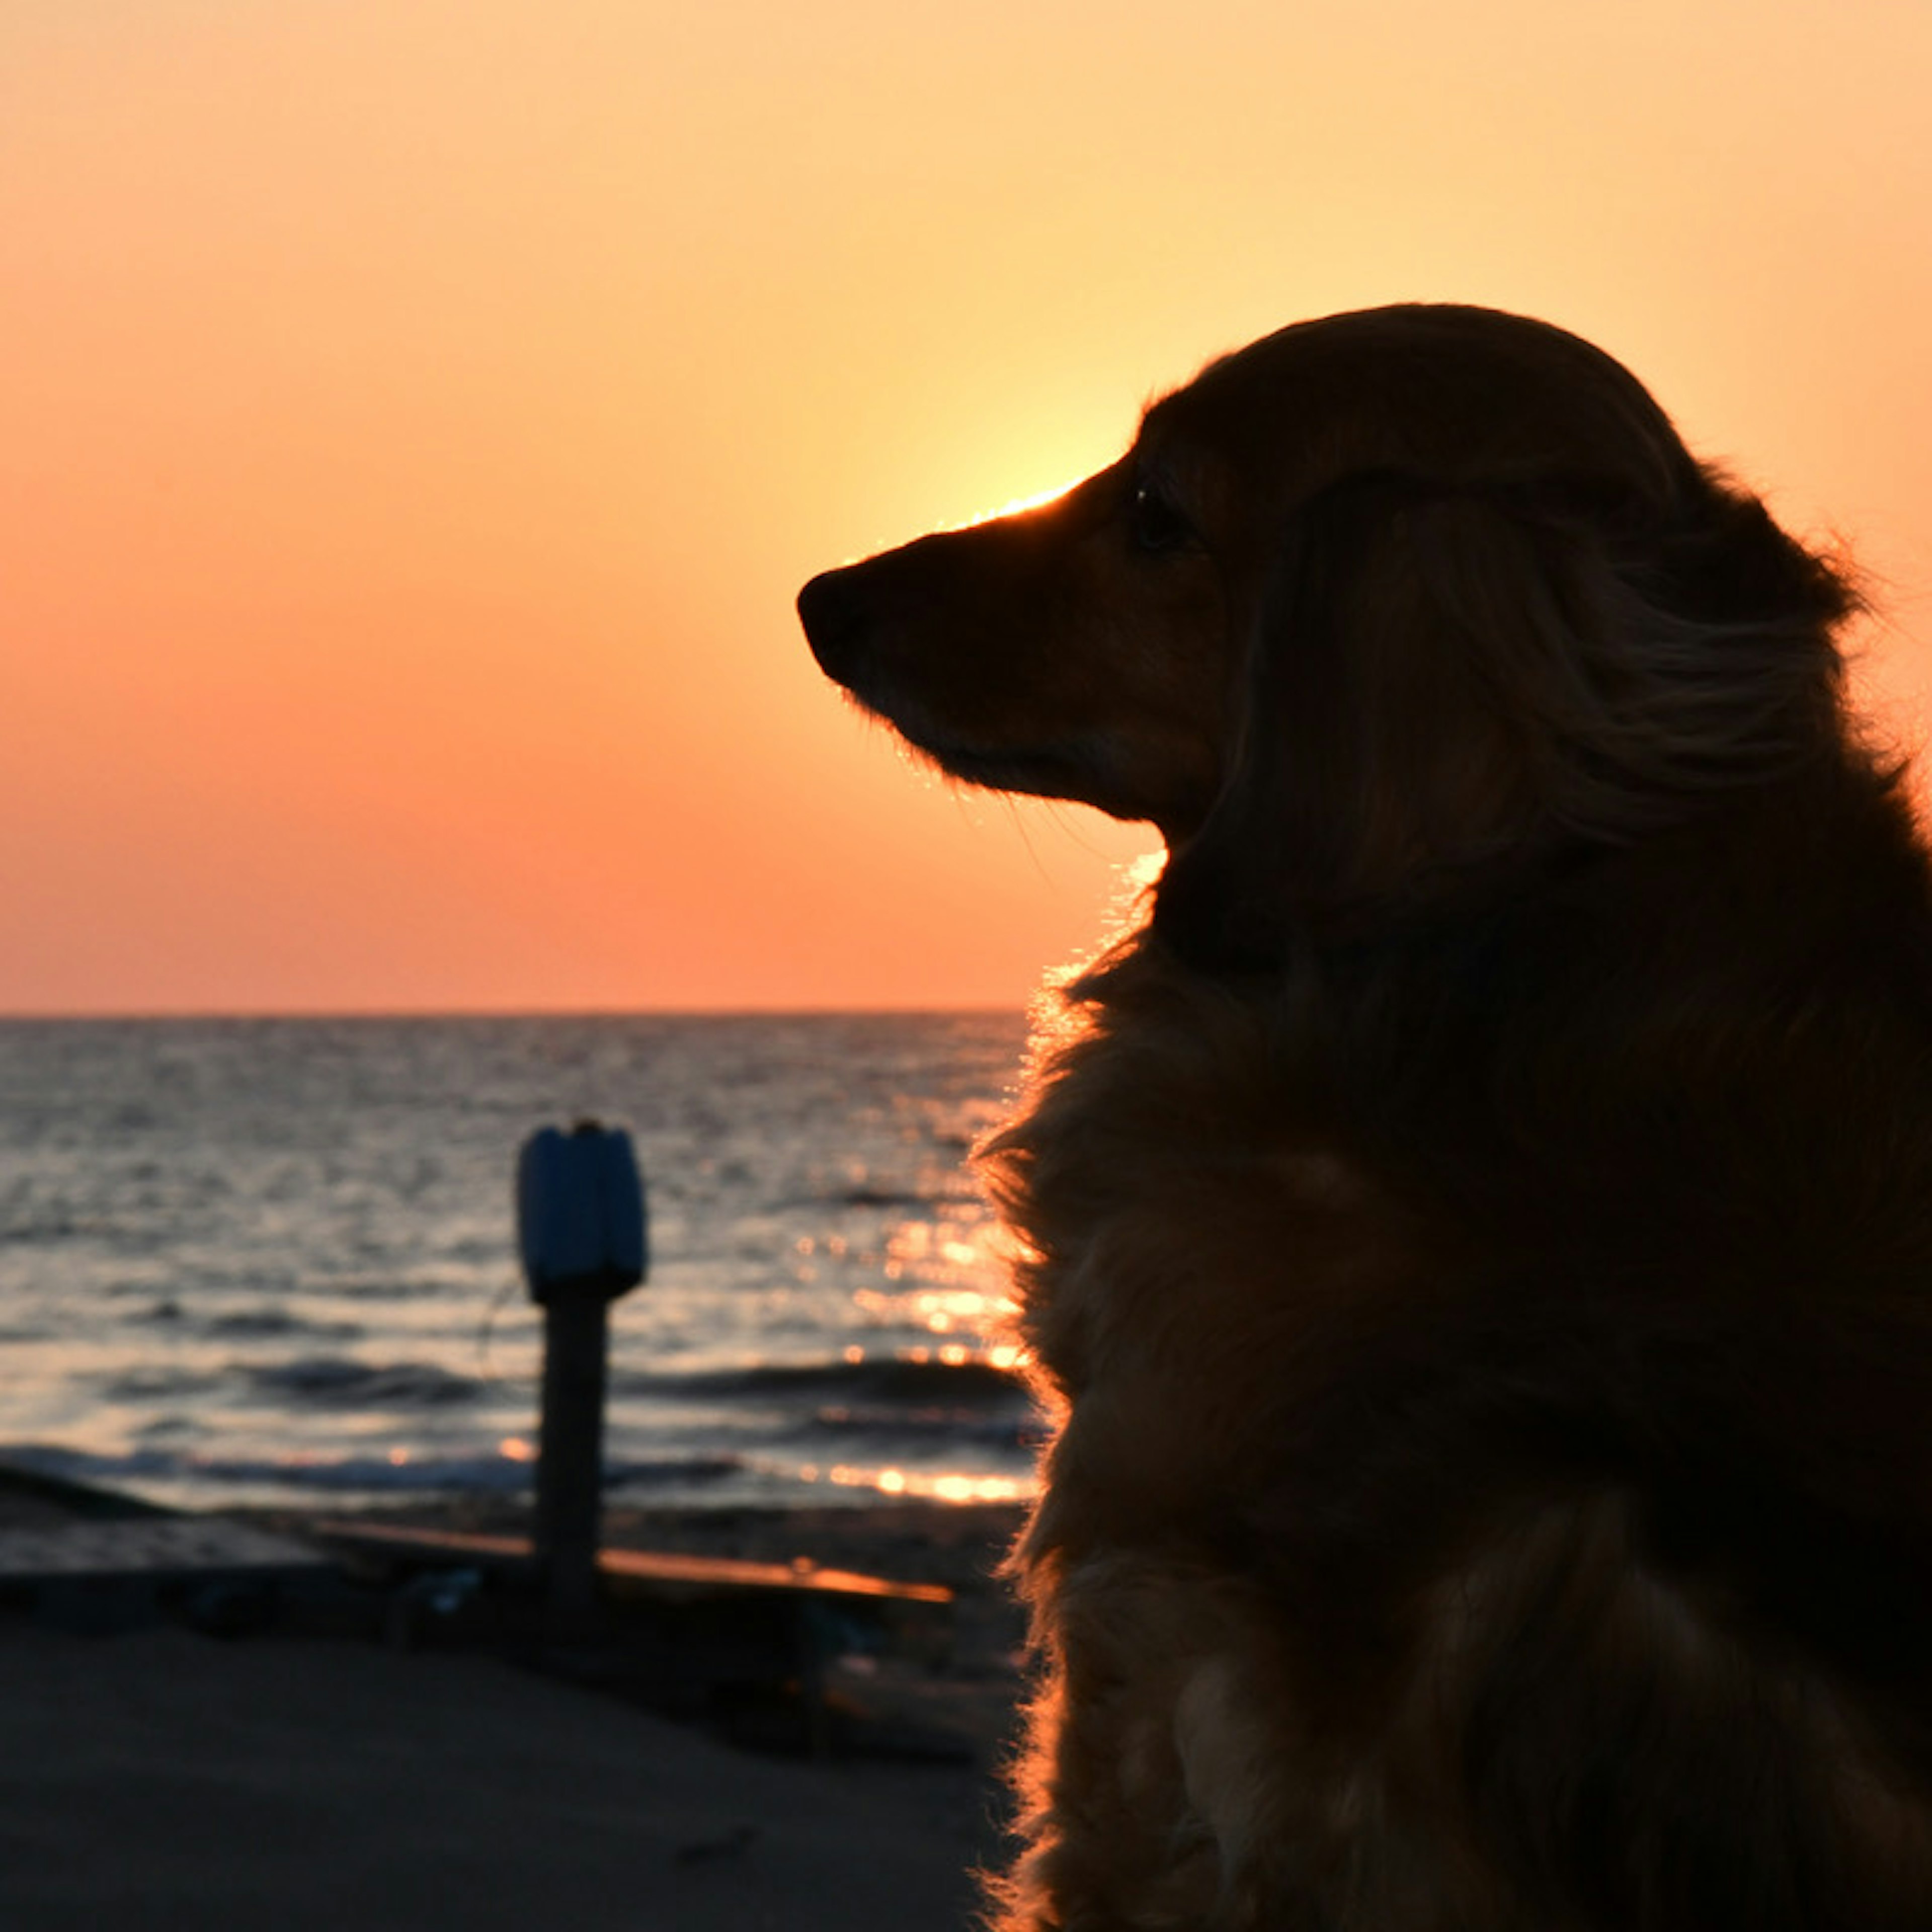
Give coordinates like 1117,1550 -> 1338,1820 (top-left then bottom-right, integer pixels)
1128,482 -> 1194,557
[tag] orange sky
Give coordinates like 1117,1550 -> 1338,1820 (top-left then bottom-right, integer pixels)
5,1 -> 1930,1012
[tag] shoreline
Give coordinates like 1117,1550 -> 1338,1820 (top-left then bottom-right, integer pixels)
272,1494 -> 1036,1760
275,1493 -> 1032,1587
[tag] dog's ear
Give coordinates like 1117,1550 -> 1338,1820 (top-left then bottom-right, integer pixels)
1155,477 -> 1550,966
1154,471 -> 1851,970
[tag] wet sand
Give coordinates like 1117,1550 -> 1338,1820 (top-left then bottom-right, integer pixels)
0,1499 -> 1031,1931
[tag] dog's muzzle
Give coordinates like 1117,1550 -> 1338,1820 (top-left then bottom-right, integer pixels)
796,567 -> 872,691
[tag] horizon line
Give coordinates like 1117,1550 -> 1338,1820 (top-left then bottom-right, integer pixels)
0,1001 -> 1030,1023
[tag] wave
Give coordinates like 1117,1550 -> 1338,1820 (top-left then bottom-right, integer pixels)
821,1184 -> 946,1210
1,1440 -> 741,1498
98,1365 -> 224,1402
207,1310 -> 363,1341
803,1405 -> 1045,1451
241,1357 -> 485,1407
614,1352 -> 1028,1406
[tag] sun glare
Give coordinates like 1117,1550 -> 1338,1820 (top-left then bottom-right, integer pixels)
961,475 -> 1086,528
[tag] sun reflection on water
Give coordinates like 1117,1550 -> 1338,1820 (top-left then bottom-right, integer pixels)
812,1461 -> 1032,1505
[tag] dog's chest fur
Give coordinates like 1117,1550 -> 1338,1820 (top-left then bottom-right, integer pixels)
978,947 -> 1488,1926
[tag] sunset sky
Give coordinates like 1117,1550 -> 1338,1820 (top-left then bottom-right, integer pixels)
5,1 -> 1930,1013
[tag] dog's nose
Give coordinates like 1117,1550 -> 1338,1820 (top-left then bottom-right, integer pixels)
796,567 -> 870,684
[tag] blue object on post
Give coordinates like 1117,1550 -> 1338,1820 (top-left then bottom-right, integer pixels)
516,1121 -> 648,1304
513,1119 -> 648,1630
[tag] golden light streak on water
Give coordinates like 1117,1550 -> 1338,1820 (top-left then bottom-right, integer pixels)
816,1461 -> 1033,1504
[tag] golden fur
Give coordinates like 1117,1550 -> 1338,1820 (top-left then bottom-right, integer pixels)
798,304 -> 1932,1929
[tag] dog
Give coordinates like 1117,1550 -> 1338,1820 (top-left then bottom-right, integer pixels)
798,304 -> 1932,1929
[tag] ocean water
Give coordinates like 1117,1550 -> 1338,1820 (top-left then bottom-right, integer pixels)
0,1014 -> 1042,1514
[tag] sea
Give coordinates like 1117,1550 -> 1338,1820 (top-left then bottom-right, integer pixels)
0,1014 -> 1046,1516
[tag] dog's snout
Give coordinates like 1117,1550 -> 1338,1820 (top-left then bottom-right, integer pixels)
797,567 -> 871,685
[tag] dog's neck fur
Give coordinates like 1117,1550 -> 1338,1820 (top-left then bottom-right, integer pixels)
982,747 -> 1932,1497
977,750 -> 1932,1929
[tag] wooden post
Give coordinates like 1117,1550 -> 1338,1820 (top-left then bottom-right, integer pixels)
515,1121 -> 648,1639
534,1287 -> 611,1628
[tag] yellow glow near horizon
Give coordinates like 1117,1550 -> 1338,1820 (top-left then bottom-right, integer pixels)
4,0 -> 1929,1012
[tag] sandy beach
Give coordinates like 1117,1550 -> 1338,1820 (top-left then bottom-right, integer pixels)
0,1498 -> 1030,1931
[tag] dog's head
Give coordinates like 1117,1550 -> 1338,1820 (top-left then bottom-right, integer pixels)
798,304 -> 1855,967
